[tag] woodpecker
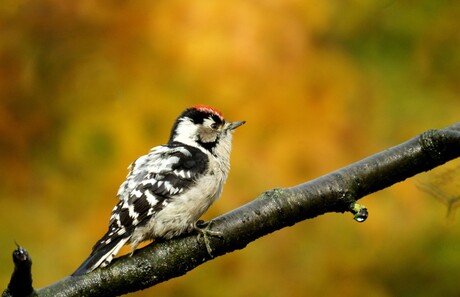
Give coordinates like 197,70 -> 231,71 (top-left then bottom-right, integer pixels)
72,105 -> 245,276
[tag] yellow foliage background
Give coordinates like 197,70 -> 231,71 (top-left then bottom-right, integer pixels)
1,1 -> 460,296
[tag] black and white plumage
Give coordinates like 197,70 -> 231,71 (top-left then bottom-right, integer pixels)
72,105 -> 245,276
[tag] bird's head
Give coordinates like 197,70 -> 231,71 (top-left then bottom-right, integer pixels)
169,105 -> 245,154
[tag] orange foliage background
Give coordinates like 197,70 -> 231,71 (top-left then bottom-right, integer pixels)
1,1 -> 460,296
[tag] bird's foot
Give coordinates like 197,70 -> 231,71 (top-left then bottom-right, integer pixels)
194,220 -> 223,257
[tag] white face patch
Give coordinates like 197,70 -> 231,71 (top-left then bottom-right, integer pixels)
198,118 -> 221,143
202,117 -> 217,129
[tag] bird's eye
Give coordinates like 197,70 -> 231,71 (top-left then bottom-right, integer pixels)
211,123 -> 219,130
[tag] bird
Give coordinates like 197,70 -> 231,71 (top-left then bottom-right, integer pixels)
72,105 -> 245,276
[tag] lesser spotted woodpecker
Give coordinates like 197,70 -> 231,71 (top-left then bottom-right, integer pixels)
72,105 -> 245,276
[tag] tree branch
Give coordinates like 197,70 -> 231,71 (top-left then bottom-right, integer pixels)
4,122 -> 460,297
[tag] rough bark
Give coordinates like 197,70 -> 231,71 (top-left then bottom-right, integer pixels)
4,122 -> 460,297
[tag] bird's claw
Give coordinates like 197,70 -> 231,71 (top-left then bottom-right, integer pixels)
194,220 -> 223,257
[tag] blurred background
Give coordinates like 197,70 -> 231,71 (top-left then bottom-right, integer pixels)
1,0 -> 460,296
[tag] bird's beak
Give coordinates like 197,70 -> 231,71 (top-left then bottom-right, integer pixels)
227,120 -> 246,130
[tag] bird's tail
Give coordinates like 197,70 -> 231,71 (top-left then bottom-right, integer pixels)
72,236 -> 129,276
